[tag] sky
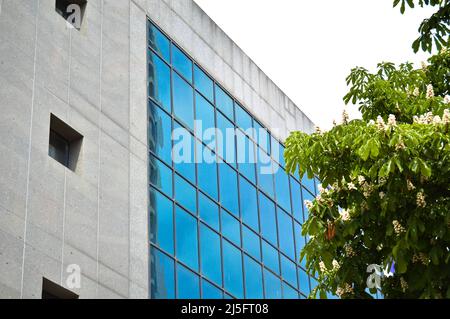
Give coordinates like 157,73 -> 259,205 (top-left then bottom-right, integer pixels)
193,0 -> 437,130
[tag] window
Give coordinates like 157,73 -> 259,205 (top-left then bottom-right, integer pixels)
302,187 -> 315,223
239,177 -> 259,231
259,192 -> 277,246
218,163 -> 239,217
254,121 -> 270,153
221,209 -> 241,246
173,124 -> 196,184
275,166 -> 292,213
244,255 -> 263,299
294,222 -> 306,268
42,278 -> 78,299
175,205 -> 199,271
55,0 -> 87,30
257,149 -> 274,199
282,282 -> 299,299
235,103 -> 253,135
48,114 -> 83,171
150,188 -> 174,254
148,51 -> 171,112
195,92 -> 216,140
262,240 -> 280,275
215,85 -> 234,121
264,269 -> 282,299
198,192 -> 219,231
277,209 -> 295,260
280,254 -> 298,289
298,267 -> 310,295
216,112 -> 236,166
302,174 -> 316,196
172,44 -> 193,83
173,72 -> 194,131
149,101 -> 172,165
174,174 -> 196,214
236,130 -> 256,184
222,240 -> 244,298
148,22 -> 170,62
290,177 -> 303,222
194,65 -> 214,102
242,226 -> 261,261
149,154 -> 173,197
196,143 -> 218,200
177,264 -> 200,299
202,280 -> 223,299
200,224 -> 222,286
151,247 -> 175,299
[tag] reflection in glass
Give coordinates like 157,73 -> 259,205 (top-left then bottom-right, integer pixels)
194,65 -> 214,102
149,101 -> 172,165
262,240 -> 280,275
236,130 -> 256,184
244,255 -> 263,299
277,209 -> 295,260
259,192 -> 277,246
173,124 -> 196,184
216,112 -> 236,166
221,209 -> 241,246
215,85 -> 234,120
149,153 -> 173,198
172,44 -> 193,82
290,177 -> 303,222
195,92 -> 216,139
151,247 -> 175,299
222,240 -> 244,298
173,72 -> 194,130
219,163 -> 239,217
239,177 -> 258,231
257,149 -> 274,198
283,282 -> 299,299
148,51 -> 171,112
200,224 -> 222,286
275,166 -> 292,213
202,280 -> 223,299
148,22 -> 170,62
242,226 -> 261,261
264,269 -> 282,299
198,192 -> 219,231
176,205 -> 199,271
177,263 -> 200,299
280,254 -> 298,289
174,174 -> 197,214
150,188 -> 174,254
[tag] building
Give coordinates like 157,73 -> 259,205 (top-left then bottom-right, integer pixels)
0,0 -> 317,299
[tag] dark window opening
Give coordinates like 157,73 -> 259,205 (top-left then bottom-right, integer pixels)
42,278 -> 79,299
48,114 -> 83,172
55,0 -> 87,30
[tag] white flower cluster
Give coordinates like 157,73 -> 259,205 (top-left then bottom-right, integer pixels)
426,84 -> 434,99
336,283 -> 353,298
392,220 -> 406,235
413,109 -> 450,125
344,244 -> 356,258
412,253 -> 429,265
319,261 -> 327,273
304,200 -> 314,211
376,116 -> 386,130
387,114 -> 397,127
332,259 -> 340,271
395,137 -> 406,151
445,95 -> 450,104
413,87 -> 420,97
407,179 -> 416,191
400,277 -> 408,292
416,191 -> 426,208
342,109 -> 349,125
357,175 -> 366,185
347,182 -> 357,191
421,61 -> 428,71
379,192 -> 385,199
339,209 -> 351,221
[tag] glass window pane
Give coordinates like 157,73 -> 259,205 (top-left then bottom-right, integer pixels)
198,192 -> 219,231
218,163 -> 239,217
195,92 -> 216,139
194,65 -> 214,102
242,226 -> 261,261
174,174 -> 197,214
235,103 -> 253,134
290,177 -> 302,222
277,209 -> 295,260
202,280 -> 223,299
221,209 -> 241,246
254,121 -> 270,153
173,124 -> 196,184
259,192 -> 277,246
172,44 -> 193,82
302,188 -> 314,223
149,154 -> 173,197
282,282 -> 299,299
175,205 -> 199,271
200,224 -> 222,286
302,174 -> 315,196
216,112 -> 236,166
264,269 -> 282,299
244,255 -> 263,299
215,85 -> 234,120
279,143 -> 286,168
280,254 -> 298,289
148,22 -> 170,62
149,101 -> 172,165
196,143 -> 218,200
294,222 -> 306,268
222,240 -> 244,299
150,188 -> 174,254
236,130 -> 256,184
257,148 -> 274,199
173,72 -> 194,131
151,247 -> 175,299
298,267 -> 310,296
148,51 -> 171,112
239,177 -> 258,231
275,166 -> 292,213
262,240 -> 280,275
177,264 -> 200,299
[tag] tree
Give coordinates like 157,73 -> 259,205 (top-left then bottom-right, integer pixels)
284,2 -> 450,299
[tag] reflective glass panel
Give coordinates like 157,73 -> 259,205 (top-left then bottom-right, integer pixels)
262,240 -> 280,275
275,165 -> 291,213
194,65 -> 214,102
257,149 -> 274,199
175,205 -> 199,271
218,163 -> 239,217
149,154 -> 173,197
302,174 -> 316,195
172,44 -> 193,82
290,177 -> 302,222
216,112 -> 236,166
236,130 -> 256,184
239,177 -> 258,231
242,225 -> 261,261
148,51 -> 171,112
148,22 -> 170,62
302,188 -> 314,223
222,240 -> 244,298
259,192 -> 277,246
174,174 -> 197,214
151,247 -> 175,299
215,85 -> 234,120
277,208 -> 295,260
196,142 -> 218,200
202,280 -> 223,299
235,103 -> 253,135
198,192 -> 219,231
298,267 -> 310,295
149,101 -> 172,165
195,92 -> 216,139
173,72 -> 194,131
173,123 -> 196,184
264,269 -> 282,299
150,188 -> 173,254
280,254 -> 298,289
294,222 -> 306,268
244,255 -> 263,299
200,224 -> 222,286
221,209 -> 241,246
282,282 -> 298,299
177,264 -> 200,299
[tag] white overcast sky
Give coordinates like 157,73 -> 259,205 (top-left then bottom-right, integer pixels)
193,0 -> 437,130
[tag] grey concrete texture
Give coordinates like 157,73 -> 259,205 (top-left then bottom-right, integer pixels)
0,0 -> 314,299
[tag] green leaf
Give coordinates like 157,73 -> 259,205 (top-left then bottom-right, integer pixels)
379,159 -> 393,178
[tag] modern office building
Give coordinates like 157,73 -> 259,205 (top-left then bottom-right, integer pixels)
0,0 -> 317,299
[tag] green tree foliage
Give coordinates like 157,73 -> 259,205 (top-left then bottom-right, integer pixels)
285,49 -> 449,299
394,0 -> 450,52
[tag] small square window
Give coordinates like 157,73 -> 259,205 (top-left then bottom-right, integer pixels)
48,114 -> 83,171
55,0 -> 87,30
42,278 -> 78,299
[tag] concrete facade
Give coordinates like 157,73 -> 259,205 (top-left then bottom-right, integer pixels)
0,0 -> 314,299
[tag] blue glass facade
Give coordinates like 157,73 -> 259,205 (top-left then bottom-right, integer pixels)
148,20 -> 318,299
